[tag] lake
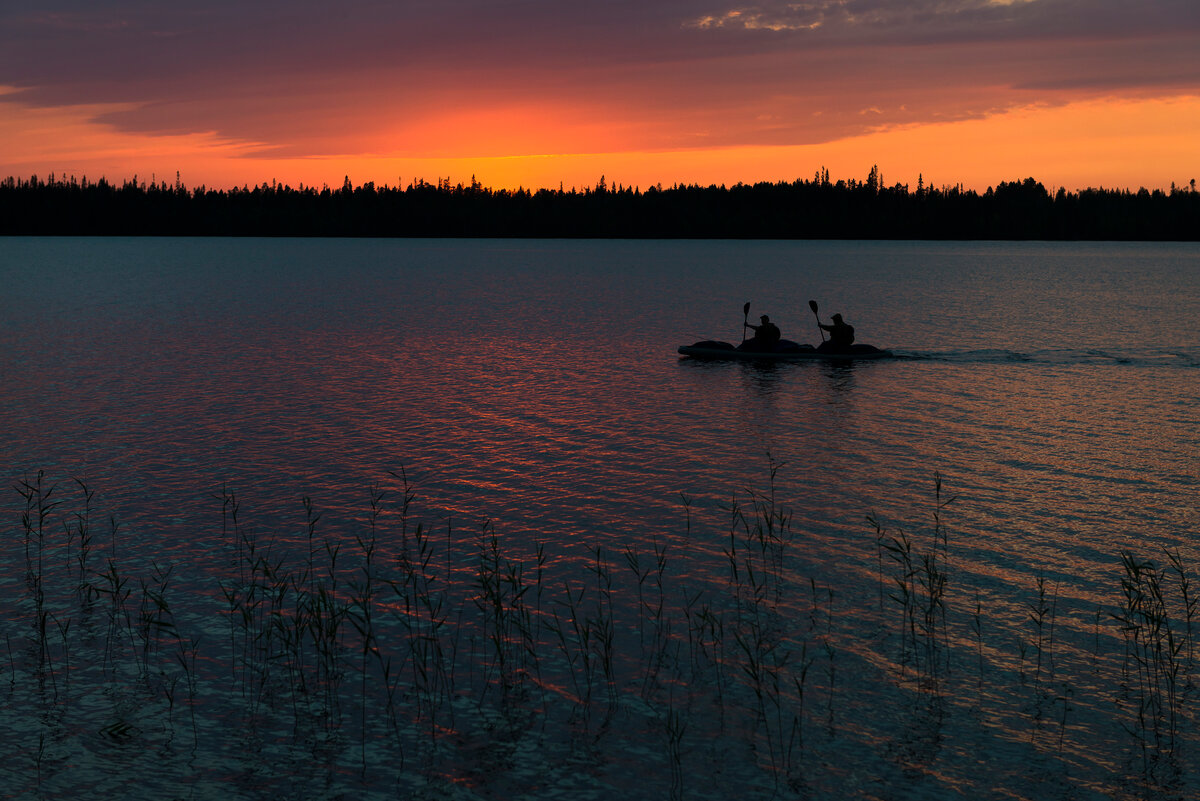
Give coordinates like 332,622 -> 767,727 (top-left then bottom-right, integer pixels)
2,237 -> 1199,799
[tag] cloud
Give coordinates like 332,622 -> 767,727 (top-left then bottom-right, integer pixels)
684,0 -> 1200,43
0,0 -> 1197,163
688,8 -> 823,32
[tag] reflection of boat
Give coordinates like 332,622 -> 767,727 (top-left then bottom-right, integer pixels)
678,339 -> 893,361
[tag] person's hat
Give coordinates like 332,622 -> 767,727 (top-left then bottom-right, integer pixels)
831,313 -> 843,322
760,315 -> 769,321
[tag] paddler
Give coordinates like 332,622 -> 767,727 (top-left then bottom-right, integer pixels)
817,313 -> 855,350
742,314 -> 781,352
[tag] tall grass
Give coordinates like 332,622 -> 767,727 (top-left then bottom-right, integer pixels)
3,469 -> 1198,797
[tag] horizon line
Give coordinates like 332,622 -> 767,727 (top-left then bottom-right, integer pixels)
7,169 -> 1196,196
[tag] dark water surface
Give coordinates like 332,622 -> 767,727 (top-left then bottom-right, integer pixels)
2,237 -> 1199,799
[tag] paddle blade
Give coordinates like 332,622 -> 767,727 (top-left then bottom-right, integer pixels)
743,302 -> 751,315
808,300 -> 819,314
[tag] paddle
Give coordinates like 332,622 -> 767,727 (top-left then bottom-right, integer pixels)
809,299 -> 826,342
741,301 -> 750,344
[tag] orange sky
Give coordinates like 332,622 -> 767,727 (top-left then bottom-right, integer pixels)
1,3 -> 1198,193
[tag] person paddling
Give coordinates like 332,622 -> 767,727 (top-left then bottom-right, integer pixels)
817,313 -> 855,351
741,314 -> 781,352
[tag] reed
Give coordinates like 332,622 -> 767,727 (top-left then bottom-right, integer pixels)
868,512 -> 887,611
882,528 -> 919,675
663,699 -> 686,801
349,483 -> 383,769
474,524 -> 527,696
5,469 -> 1200,798
877,506 -> 953,691
69,478 -> 94,598
1028,575 -> 1050,692
97,555 -> 133,678
971,591 -> 985,701
550,576 -> 594,709
176,634 -> 200,743
17,470 -> 58,581
1164,546 -> 1196,680
788,641 -> 814,762
932,471 -> 954,561
390,516 -> 453,738
588,544 -> 617,705
137,562 -> 176,667
1055,682 -> 1074,753
1111,548 -> 1193,769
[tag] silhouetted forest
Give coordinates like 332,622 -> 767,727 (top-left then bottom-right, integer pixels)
2,169 -> 1197,239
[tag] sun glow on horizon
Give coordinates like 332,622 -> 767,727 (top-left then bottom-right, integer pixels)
2,91 -> 1198,194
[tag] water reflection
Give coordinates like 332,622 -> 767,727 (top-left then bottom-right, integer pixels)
818,360 -> 859,399
736,360 -> 787,396
3,238 -> 1200,800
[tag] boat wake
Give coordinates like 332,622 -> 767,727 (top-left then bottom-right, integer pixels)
894,348 -> 1200,368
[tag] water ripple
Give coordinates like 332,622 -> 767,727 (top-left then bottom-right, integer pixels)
2,237 -> 1200,800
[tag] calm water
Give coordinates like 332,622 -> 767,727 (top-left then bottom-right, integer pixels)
2,237 -> 1199,799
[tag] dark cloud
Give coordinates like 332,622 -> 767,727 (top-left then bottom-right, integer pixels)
1,0 -> 1196,156
685,0 -> 1200,44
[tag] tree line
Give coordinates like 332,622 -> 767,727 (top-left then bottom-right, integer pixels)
1,170 -> 1197,239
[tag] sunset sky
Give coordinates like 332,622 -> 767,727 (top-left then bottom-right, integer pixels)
2,1 -> 1197,193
